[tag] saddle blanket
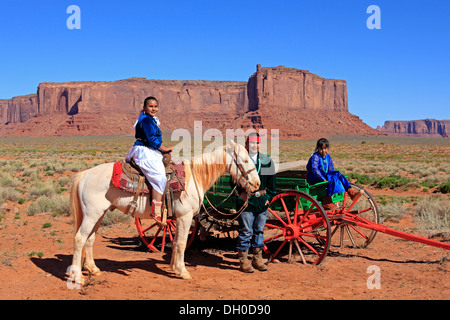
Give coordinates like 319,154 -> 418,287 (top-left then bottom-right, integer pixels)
168,160 -> 186,192
111,160 -> 185,194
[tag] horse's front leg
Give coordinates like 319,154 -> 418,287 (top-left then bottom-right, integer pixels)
170,212 -> 194,280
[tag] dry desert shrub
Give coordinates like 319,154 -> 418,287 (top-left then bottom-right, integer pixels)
415,195 -> 450,236
0,186 -> 21,203
378,201 -> 408,223
63,160 -> 89,172
0,172 -> 20,188
27,194 -> 70,217
101,208 -> 133,227
28,181 -> 56,199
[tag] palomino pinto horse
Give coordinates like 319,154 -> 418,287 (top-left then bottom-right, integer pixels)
68,140 -> 260,284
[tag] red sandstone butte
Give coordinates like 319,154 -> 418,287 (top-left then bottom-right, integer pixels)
0,65 -> 379,138
377,119 -> 449,138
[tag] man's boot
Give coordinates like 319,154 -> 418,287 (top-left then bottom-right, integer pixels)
252,248 -> 268,271
238,250 -> 255,273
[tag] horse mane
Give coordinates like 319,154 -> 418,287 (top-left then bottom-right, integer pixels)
184,146 -> 228,192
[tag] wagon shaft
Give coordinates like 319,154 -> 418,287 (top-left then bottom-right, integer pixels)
339,216 -> 450,250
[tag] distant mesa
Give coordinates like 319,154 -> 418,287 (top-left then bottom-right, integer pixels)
1,64 -> 381,138
377,119 -> 449,138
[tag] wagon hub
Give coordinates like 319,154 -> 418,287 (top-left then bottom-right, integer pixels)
283,224 -> 300,240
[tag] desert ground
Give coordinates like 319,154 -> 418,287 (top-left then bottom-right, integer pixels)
0,135 -> 449,301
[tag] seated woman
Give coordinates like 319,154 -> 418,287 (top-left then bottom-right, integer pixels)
125,96 -> 173,218
306,138 -> 361,210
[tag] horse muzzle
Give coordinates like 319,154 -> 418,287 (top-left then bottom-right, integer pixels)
248,179 -> 260,193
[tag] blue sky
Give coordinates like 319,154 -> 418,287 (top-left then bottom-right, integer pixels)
0,0 -> 449,128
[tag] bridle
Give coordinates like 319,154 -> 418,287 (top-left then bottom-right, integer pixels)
230,148 -> 257,193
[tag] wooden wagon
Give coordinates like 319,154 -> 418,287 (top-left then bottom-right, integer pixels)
135,166 -> 449,264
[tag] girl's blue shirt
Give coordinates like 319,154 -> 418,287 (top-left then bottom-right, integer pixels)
306,152 -> 335,185
133,113 -> 162,150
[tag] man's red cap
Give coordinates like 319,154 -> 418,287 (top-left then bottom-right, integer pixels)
246,135 -> 261,143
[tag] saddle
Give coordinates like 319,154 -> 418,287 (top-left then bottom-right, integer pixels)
111,155 -> 185,194
111,154 -> 186,223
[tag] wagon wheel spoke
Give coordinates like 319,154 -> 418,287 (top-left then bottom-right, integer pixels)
297,235 -> 320,258
271,239 -> 288,261
280,197 -> 291,224
267,208 -> 289,227
264,232 -> 284,243
344,225 -> 357,247
160,226 -> 167,254
168,220 -> 176,243
347,224 -> 370,241
288,240 -> 293,262
143,222 -> 158,234
265,223 -> 284,230
293,195 -> 300,225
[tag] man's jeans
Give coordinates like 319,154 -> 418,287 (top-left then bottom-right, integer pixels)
236,209 -> 268,252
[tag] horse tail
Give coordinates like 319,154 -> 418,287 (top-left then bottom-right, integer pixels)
70,170 -> 86,235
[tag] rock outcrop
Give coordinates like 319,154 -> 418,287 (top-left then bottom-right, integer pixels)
248,65 -> 347,112
0,100 -> 8,124
377,119 -> 449,138
0,64 -> 379,138
36,79 -> 248,118
2,94 -> 38,124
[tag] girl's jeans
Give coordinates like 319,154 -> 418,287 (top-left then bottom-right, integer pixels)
236,209 -> 268,252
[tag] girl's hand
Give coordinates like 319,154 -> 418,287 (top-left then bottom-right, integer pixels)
159,146 -> 174,153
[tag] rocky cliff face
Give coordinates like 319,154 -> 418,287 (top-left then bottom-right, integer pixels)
1,94 -> 38,124
377,119 -> 449,138
36,79 -> 248,118
248,65 -> 347,112
0,100 -> 8,124
0,64 -> 378,138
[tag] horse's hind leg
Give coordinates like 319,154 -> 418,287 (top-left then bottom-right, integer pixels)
83,233 -> 101,275
70,211 -> 105,284
69,227 -> 89,286
83,211 -> 107,276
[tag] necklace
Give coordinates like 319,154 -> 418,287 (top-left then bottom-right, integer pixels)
250,153 -> 261,174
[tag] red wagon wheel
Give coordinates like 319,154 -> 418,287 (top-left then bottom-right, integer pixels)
263,191 -> 331,265
136,216 -> 198,253
328,183 -> 380,248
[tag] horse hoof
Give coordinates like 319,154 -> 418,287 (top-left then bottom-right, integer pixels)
84,265 -> 102,276
180,272 -> 192,280
66,273 -> 84,287
91,269 -> 102,276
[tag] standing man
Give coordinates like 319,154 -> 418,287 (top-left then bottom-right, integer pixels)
231,132 -> 276,273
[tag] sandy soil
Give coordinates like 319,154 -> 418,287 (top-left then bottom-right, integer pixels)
1,189 -> 449,302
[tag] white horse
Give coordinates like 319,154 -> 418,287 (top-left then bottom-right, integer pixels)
68,140 -> 260,283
